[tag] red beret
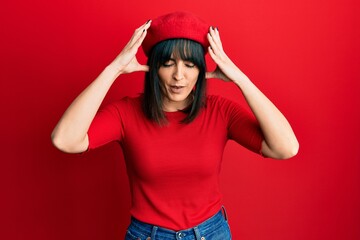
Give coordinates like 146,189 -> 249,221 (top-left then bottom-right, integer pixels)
142,11 -> 210,57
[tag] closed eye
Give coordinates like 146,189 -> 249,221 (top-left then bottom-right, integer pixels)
184,61 -> 196,68
161,59 -> 196,68
162,60 -> 175,67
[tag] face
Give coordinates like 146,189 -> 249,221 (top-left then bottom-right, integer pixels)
158,56 -> 200,112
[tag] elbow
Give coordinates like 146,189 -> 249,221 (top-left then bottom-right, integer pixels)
51,131 -> 87,154
262,138 -> 299,160
51,131 -> 69,153
276,140 -> 299,160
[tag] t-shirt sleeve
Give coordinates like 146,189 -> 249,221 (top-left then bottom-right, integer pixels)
87,102 -> 124,150
218,96 -> 264,155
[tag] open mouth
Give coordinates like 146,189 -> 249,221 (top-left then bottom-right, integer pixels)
169,85 -> 185,94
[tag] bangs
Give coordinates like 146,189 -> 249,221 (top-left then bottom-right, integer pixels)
154,39 -> 205,67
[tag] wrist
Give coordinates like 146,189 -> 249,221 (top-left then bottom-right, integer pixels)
231,71 -> 251,86
101,64 -> 124,83
106,62 -> 125,76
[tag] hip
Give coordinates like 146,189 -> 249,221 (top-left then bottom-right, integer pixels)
125,206 -> 231,240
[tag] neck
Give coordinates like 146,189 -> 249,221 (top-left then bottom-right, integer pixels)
162,96 -> 193,112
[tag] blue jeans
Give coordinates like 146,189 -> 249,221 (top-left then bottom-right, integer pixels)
125,206 -> 232,240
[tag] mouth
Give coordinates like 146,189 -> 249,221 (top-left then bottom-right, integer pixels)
169,85 -> 185,94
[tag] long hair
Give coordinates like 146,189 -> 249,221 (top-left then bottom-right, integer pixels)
143,38 -> 207,125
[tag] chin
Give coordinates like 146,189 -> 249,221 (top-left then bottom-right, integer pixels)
168,94 -> 188,102
165,90 -> 192,104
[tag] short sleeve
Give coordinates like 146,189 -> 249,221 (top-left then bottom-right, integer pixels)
218,96 -> 264,155
87,102 -> 124,150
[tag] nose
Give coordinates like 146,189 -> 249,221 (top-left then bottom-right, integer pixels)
173,64 -> 184,81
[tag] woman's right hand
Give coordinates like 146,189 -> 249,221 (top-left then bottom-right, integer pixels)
111,20 -> 151,74
51,20 -> 152,153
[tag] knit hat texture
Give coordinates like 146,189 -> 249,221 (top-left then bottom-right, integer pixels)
142,11 -> 210,56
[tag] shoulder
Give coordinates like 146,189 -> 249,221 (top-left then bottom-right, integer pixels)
97,95 -> 143,120
108,94 -> 143,110
205,94 -> 251,120
205,94 -> 238,108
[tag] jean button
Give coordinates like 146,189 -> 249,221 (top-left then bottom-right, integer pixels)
177,232 -> 186,238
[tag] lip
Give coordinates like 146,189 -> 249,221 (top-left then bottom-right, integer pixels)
169,85 -> 185,94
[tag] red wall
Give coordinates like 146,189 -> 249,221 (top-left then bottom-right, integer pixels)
1,0 -> 359,239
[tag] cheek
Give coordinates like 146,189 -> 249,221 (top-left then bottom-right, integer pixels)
158,69 -> 171,84
189,79 -> 197,89
157,72 -> 167,90
189,71 -> 200,86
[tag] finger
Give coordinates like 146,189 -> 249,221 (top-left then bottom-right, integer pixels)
137,64 -> 149,72
138,20 -> 152,34
132,27 -> 148,49
208,32 -> 220,55
207,34 -> 221,60
134,20 -> 151,46
208,45 -> 216,61
131,20 -> 151,42
127,20 -> 152,49
208,27 -> 222,50
213,27 -> 222,48
132,20 -> 151,39
136,19 -> 152,31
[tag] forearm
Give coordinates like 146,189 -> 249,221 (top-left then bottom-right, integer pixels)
51,21 -> 150,153
51,63 -> 122,153
206,27 -> 298,159
232,69 -> 299,159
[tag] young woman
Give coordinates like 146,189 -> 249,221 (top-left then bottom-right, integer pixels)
52,12 -> 298,240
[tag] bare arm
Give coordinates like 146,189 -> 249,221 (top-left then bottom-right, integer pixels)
51,21 -> 151,153
206,27 -> 299,159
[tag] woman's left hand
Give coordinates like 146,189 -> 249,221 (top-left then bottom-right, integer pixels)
205,27 -> 241,82
205,26 -> 299,160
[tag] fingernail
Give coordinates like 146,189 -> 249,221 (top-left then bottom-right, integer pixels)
216,27 -> 219,31
146,19 -> 151,24
143,29 -> 145,32
211,26 -> 214,30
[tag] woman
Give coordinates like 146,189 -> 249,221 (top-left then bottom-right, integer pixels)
52,12 -> 298,240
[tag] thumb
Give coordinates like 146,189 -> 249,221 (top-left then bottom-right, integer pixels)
205,71 -> 216,79
138,64 -> 149,72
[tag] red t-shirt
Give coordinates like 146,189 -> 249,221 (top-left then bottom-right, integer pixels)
88,94 -> 263,230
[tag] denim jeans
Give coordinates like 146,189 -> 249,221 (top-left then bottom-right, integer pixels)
125,206 -> 231,240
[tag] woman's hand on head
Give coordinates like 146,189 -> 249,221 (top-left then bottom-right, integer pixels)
110,20 -> 151,74
205,26 -> 242,82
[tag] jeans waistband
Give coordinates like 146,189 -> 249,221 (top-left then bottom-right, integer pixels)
129,206 -> 228,240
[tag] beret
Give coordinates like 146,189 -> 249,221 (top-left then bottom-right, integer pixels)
142,11 -> 210,57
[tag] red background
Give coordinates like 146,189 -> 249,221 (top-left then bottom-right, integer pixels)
1,0 -> 359,239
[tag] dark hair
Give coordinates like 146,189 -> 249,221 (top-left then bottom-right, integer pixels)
143,38 -> 207,125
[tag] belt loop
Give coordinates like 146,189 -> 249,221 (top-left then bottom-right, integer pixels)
221,205 -> 229,222
151,226 -> 158,239
193,226 -> 202,240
